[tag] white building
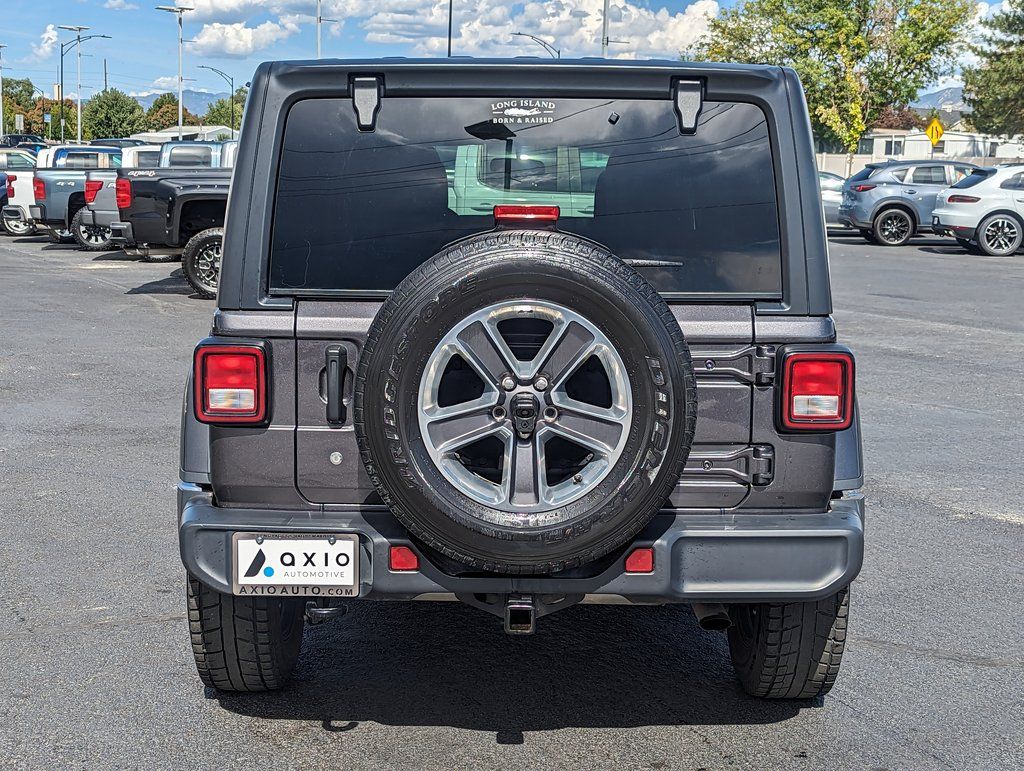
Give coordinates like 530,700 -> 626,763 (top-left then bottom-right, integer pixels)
129,125 -> 237,143
856,128 -> 1024,160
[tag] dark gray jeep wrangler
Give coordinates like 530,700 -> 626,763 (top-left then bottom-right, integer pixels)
179,59 -> 864,699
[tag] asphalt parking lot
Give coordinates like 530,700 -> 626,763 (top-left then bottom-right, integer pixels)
1,232 -> 1022,770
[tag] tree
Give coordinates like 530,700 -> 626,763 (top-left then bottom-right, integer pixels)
871,104 -> 925,130
203,86 -> 247,131
963,0 -> 1024,136
2,77 -> 38,135
690,0 -> 975,151
83,88 -> 147,140
145,93 -> 197,131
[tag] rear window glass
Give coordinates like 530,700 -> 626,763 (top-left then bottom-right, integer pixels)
135,150 -> 160,168
953,170 -> 994,189
269,97 -> 782,297
911,166 -> 947,184
168,146 -> 213,167
63,152 -> 100,169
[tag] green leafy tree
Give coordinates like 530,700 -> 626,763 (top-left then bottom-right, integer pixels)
690,0 -> 975,151
963,0 -> 1024,136
145,93 -> 197,131
203,86 -> 247,131
2,78 -> 39,135
83,88 -> 147,140
871,104 -> 926,130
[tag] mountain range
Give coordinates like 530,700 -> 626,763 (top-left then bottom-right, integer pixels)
132,89 -> 230,117
912,86 -> 968,113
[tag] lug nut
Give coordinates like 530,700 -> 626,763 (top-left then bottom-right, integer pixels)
492,406 -> 507,420
501,376 -> 516,391
534,376 -> 549,391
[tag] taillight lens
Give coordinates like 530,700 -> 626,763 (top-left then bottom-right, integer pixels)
5,174 -> 14,198
193,344 -> 267,424
851,184 -> 876,193
781,352 -> 854,431
84,179 -> 103,204
33,177 -> 45,202
115,177 -> 132,209
494,204 -> 560,223
947,195 -> 980,203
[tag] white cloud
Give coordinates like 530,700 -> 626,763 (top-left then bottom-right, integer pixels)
105,0 -> 140,9
187,18 -> 300,57
31,24 -> 59,61
152,76 -> 181,89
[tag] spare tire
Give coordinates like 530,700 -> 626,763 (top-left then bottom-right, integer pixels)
355,230 -> 696,574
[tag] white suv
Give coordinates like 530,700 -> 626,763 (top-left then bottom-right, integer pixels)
932,165 -> 1024,256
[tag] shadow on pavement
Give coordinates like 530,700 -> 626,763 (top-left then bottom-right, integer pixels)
215,601 -> 808,739
126,268 -> 197,297
91,250 -> 138,262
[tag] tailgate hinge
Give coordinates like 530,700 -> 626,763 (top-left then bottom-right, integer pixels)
351,75 -> 382,131
686,444 -> 775,486
694,344 -> 776,385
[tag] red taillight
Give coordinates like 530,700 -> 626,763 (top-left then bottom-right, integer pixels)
625,547 -> 654,574
115,177 -> 132,209
389,545 -> 419,571
33,177 -> 45,202
781,352 -> 854,431
851,184 -> 876,193
947,195 -> 980,203
5,174 -> 14,198
193,344 -> 267,424
494,204 -> 560,223
84,179 -> 103,204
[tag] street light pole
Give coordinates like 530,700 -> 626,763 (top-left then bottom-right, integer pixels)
198,65 -> 235,135
447,0 -> 453,57
0,43 -> 6,138
156,6 -> 194,140
313,1 -> 337,59
58,27 -> 109,143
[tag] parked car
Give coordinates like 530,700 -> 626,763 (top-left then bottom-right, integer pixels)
27,145 -> 122,246
819,170 -> 847,228
90,138 -> 147,148
932,165 -> 1024,256
838,160 -> 978,246
16,142 -> 46,155
0,149 -> 39,236
110,140 -> 235,293
80,145 -> 163,245
177,59 -> 864,700
0,133 -> 45,148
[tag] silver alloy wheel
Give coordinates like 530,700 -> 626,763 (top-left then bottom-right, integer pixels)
418,300 -> 632,524
981,216 -> 1021,255
77,223 -> 111,245
194,241 -> 221,293
877,211 -> 911,244
3,218 -> 32,236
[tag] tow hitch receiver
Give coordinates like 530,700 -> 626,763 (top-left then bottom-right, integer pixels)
504,594 -> 536,635
304,600 -> 348,625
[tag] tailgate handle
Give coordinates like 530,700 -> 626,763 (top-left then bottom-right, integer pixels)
325,345 -> 348,425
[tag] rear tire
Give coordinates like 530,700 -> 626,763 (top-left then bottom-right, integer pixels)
955,237 -> 984,255
181,227 -> 222,299
976,213 -> 1023,256
2,217 -> 35,237
872,208 -> 914,246
859,229 -> 876,244
48,227 -> 74,245
71,208 -> 114,251
187,576 -> 305,692
727,588 -> 849,699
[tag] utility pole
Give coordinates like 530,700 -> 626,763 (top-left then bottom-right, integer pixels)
156,6 -> 194,140
599,0 -> 630,57
0,44 -> 6,138
314,1 -> 338,59
103,59 -> 108,91
447,0 -> 453,57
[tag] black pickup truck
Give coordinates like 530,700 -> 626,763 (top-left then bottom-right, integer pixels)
110,166 -> 230,297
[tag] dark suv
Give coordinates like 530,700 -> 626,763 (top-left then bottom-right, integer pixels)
179,59 -> 864,699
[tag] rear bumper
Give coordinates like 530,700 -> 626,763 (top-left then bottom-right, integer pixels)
110,220 -> 134,246
29,204 -> 64,228
2,204 -> 28,223
179,485 -> 864,604
81,208 -> 118,230
931,210 -> 978,240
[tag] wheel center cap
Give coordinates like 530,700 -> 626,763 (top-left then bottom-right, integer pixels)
511,392 -> 540,439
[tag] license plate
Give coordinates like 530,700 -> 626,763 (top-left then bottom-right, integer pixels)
232,533 -> 359,597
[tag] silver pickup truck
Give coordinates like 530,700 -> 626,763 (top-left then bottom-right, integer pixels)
23,145 -> 121,246
80,145 -> 162,250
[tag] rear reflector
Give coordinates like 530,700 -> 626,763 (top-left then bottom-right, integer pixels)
389,545 -> 419,571
494,204 -> 560,223
115,177 -> 132,209
625,547 -> 654,573
781,352 -> 854,431
84,179 -> 103,204
33,177 -> 45,202
851,184 -> 876,193
193,344 -> 267,424
947,195 -> 980,203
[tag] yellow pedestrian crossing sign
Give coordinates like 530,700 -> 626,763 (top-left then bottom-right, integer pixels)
926,118 -> 944,146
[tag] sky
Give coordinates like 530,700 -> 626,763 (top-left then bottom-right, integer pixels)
0,0 -> 1007,101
